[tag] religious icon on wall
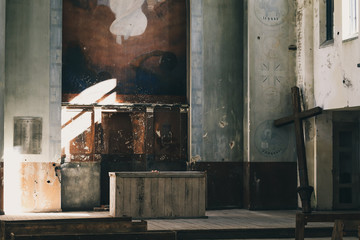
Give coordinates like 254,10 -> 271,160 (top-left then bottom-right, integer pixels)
62,0 -> 187,103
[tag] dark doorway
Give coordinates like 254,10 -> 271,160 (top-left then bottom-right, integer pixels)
333,122 -> 360,209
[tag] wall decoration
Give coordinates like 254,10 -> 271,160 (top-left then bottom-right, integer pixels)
260,62 -> 286,85
254,0 -> 289,26
13,117 -> 42,154
62,0 -> 187,103
254,120 -> 288,158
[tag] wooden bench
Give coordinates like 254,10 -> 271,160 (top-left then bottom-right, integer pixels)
295,212 -> 360,240
9,231 -> 176,240
332,220 -> 360,240
0,217 -> 147,240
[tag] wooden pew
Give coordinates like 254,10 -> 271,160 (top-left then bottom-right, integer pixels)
332,220 -> 360,240
9,231 -> 176,240
295,212 -> 360,240
0,217 -> 147,240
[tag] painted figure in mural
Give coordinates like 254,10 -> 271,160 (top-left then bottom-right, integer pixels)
130,50 -> 184,95
109,0 -> 148,44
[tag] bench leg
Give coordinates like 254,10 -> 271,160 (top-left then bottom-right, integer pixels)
295,213 -> 305,240
332,220 -> 344,240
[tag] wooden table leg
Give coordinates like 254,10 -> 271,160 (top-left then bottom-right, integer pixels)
296,213 -> 305,240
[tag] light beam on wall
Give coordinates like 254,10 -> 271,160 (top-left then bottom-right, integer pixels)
62,79 -> 117,162
69,79 -> 117,105
4,146 -> 22,213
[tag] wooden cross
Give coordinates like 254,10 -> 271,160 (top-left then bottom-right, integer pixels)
274,86 -> 322,213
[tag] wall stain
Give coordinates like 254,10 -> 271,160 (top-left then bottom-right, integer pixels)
342,76 -> 353,88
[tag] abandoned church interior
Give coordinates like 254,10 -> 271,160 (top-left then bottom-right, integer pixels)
0,0 -> 360,238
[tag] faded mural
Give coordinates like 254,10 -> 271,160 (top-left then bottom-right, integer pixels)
62,0 -> 187,103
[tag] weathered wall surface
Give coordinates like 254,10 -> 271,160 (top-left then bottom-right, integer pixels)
313,0 -> 360,109
297,0 -> 360,210
4,0 -> 61,213
190,0 -> 243,163
61,162 -> 100,210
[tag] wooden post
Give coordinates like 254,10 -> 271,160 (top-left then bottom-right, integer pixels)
274,87 -> 322,213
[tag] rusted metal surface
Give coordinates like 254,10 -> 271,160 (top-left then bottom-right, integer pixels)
20,162 -> 61,212
62,105 -> 188,206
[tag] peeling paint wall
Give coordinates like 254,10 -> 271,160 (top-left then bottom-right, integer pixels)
4,0 -> 61,213
190,0 -> 244,163
298,0 -> 360,210
313,0 -> 360,109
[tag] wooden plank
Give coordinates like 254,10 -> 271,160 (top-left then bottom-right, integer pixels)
133,178 -> 144,218
123,178 -> 132,217
300,212 -> 360,222
191,177 -> 199,217
198,177 -> 206,216
111,171 -> 205,178
143,177 -> 152,218
176,177 -> 186,217
184,178 -> 193,216
150,177 -> 163,218
171,178 -> 184,217
164,178 -> 172,217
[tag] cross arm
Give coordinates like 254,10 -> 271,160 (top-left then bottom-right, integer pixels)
274,115 -> 294,127
274,107 -> 323,127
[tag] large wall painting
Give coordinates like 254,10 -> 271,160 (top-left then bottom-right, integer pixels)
62,0 -> 187,104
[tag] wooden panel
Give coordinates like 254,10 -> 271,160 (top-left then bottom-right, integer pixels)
244,162 -> 297,210
109,172 -> 206,218
191,162 -> 243,209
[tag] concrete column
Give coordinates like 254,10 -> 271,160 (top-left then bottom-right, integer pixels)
0,0 -> 5,161
190,0 -> 243,163
4,0 -> 61,213
296,0 -> 316,209
244,0 -> 298,209
0,0 -> 6,214
190,0 -> 204,162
